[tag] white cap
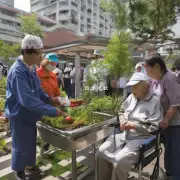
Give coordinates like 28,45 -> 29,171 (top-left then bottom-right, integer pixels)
21,34 -> 43,49
94,49 -> 101,55
126,72 -> 150,87
135,62 -> 145,70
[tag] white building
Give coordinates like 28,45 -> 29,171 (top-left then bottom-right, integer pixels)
0,3 -> 57,44
0,0 -> 14,7
30,0 -> 116,36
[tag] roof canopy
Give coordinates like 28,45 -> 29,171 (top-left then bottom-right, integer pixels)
43,28 -> 109,59
43,28 -> 157,59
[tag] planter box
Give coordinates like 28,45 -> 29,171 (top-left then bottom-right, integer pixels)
37,112 -> 116,151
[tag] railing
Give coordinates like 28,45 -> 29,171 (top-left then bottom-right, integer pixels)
0,13 -> 20,23
59,14 -> 70,21
0,23 -> 20,33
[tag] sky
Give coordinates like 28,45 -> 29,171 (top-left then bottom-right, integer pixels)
14,0 -> 30,12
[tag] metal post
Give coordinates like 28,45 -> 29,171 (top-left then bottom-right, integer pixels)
72,151 -> 77,180
75,52 -> 80,98
95,157 -> 99,180
92,143 -> 96,172
40,140 -> 45,158
138,163 -> 142,180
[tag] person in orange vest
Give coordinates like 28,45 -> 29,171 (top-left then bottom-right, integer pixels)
37,53 -> 60,98
37,53 -> 61,151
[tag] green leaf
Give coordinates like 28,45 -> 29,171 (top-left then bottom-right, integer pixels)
20,13 -> 44,38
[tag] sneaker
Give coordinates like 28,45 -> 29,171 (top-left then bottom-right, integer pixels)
14,171 -> 29,180
25,166 -> 44,177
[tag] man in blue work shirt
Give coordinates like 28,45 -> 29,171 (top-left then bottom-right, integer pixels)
5,35 -> 65,180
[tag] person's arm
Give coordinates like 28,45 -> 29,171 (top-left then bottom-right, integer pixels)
11,70 -> 57,117
39,88 -> 52,104
70,68 -> 75,78
134,100 -> 163,133
118,94 -> 133,124
164,77 -> 180,121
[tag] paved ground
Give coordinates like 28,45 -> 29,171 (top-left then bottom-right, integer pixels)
83,147 -> 165,180
0,133 -> 166,180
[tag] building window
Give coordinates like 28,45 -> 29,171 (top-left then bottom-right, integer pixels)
51,0 -> 56,3
60,20 -> 68,25
49,13 -> 56,20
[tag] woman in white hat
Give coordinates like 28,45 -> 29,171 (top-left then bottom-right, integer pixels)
96,72 -> 163,180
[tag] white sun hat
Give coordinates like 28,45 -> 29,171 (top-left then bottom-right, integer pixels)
126,72 -> 150,87
21,34 -> 44,50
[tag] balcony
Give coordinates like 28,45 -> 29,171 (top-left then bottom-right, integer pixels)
71,17 -> 78,24
59,14 -> 70,21
71,5 -> 78,12
68,24 -> 78,32
87,13 -> 92,18
31,0 -> 40,5
0,13 -> 20,23
80,27 -> 84,32
0,23 -> 20,33
72,0 -> 79,4
44,4 -> 57,15
0,32 -> 23,43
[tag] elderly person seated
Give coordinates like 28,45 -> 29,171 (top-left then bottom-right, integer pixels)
96,72 -> 163,180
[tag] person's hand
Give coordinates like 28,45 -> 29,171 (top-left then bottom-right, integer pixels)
120,121 -> 128,131
51,97 -> 61,106
0,116 -> 8,125
124,122 -> 136,130
56,109 -> 68,117
160,118 -> 169,129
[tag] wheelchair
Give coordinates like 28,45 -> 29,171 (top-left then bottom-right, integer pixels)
95,116 -> 165,180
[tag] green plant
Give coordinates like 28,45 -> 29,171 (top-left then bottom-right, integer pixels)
0,99 -> 5,111
0,137 -> 6,151
20,13 -> 44,38
60,91 -> 67,97
104,33 -> 133,78
101,0 -> 180,43
0,77 -> 7,89
42,95 -> 122,130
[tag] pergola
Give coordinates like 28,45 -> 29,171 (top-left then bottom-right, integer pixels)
43,28 -> 156,97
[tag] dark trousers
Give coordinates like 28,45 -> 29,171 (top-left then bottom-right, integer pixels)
64,78 -> 71,97
70,83 -> 75,99
164,126 -> 180,180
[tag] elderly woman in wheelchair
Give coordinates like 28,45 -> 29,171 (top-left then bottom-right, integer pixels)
96,72 -> 163,180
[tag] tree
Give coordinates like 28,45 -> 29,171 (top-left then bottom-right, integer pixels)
20,13 -> 44,38
104,32 -> 133,78
0,40 -> 20,67
101,0 -> 180,44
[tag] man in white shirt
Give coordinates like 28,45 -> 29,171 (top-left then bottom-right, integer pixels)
53,64 -> 64,88
64,63 -> 73,97
70,67 -> 75,98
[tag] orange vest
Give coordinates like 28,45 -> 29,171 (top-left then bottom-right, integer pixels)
37,66 -> 60,98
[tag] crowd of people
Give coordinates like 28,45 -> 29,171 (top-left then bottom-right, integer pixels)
0,33 -> 180,180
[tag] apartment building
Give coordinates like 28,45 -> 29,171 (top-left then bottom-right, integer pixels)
0,0 -> 14,7
0,3 -> 57,44
30,0 -> 116,36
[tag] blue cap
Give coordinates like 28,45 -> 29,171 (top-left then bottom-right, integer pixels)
45,53 -> 59,63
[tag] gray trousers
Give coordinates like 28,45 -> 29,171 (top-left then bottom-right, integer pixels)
96,133 -> 146,180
